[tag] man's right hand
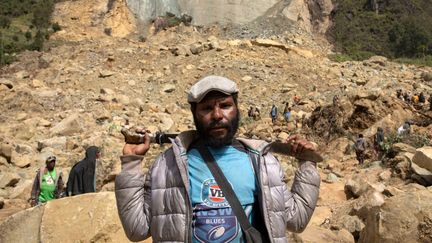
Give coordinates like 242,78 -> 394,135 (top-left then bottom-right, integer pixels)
122,130 -> 151,156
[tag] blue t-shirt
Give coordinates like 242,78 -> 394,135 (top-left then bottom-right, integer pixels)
188,145 -> 257,243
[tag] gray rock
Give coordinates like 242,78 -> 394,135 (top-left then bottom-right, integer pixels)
0,205 -> 44,243
170,45 -> 191,56
345,176 -> 369,198
0,173 -> 21,189
33,89 -> 58,98
352,190 -> 385,221
190,43 -> 204,55
336,215 -> 365,239
421,72 -> 432,81
40,192 -> 131,242
9,180 -> 33,200
0,143 -> 13,162
113,94 -> 130,105
100,88 -> 115,95
359,189 -> 432,243
378,170 -> 392,181
10,151 -> 32,168
0,156 -> 7,166
392,143 -> 417,154
37,137 -> 67,151
411,162 -> 432,186
0,79 -> 13,89
99,70 -> 115,78
162,84 -> 176,93
364,56 -> 387,66
412,146 -> 432,172
50,113 -> 82,136
291,225 -> 354,243
325,173 -> 339,183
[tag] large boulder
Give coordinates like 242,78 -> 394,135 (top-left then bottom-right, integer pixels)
37,137 -> 68,151
351,190 -> 385,221
50,113 -> 83,136
290,225 -> 354,243
0,143 -> 13,162
40,192 -> 133,242
8,179 -> 33,200
0,172 -> 21,189
412,146 -> 432,172
0,206 -> 44,243
359,189 -> 432,243
0,192 -> 150,242
411,162 -> 432,186
333,215 -> 365,240
391,143 -> 416,154
344,176 -> 369,199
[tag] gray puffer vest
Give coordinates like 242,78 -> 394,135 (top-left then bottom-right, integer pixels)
115,131 -> 320,242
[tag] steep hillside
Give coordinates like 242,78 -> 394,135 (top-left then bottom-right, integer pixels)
328,0 -> 432,60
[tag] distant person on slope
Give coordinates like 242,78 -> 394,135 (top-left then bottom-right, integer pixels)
293,94 -> 301,105
66,146 -> 100,196
419,92 -> 426,104
397,122 -> 411,137
283,102 -> 291,122
30,156 -> 64,206
354,134 -> 367,165
373,127 -> 385,160
333,95 -> 339,107
429,94 -> 432,111
270,104 -> 278,123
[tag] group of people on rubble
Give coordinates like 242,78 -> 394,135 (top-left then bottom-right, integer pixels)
353,121 -> 412,165
396,89 -> 432,110
248,95 -> 301,124
29,146 -> 101,207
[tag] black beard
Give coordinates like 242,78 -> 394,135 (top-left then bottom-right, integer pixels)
194,110 -> 240,147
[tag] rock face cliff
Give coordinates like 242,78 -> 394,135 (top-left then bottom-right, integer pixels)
126,0 -> 332,33
127,0 -> 281,25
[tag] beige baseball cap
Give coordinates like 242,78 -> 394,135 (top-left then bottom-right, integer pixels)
187,76 -> 239,103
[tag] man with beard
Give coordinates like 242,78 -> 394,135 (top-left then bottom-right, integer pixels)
115,76 -> 320,242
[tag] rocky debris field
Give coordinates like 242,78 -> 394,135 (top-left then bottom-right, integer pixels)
1,10 -> 432,243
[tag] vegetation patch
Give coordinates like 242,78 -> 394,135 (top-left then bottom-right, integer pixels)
0,0 -> 62,66
328,0 -> 432,63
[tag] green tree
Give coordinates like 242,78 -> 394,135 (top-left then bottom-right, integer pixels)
0,16 -> 12,28
52,22 -> 61,32
389,21 -> 431,58
30,30 -> 44,51
25,31 -> 32,41
32,0 -> 54,29
0,32 -> 5,66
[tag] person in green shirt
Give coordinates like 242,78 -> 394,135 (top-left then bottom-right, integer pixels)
30,155 -> 64,206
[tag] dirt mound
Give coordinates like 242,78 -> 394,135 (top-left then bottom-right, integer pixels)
308,104 -> 345,142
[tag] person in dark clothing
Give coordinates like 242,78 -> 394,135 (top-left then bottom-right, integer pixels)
283,102 -> 291,122
66,146 -> 100,196
419,92 -> 426,103
373,127 -> 385,160
333,95 -> 339,106
354,134 -> 367,165
429,94 -> 432,111
270,104 -> 278,123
